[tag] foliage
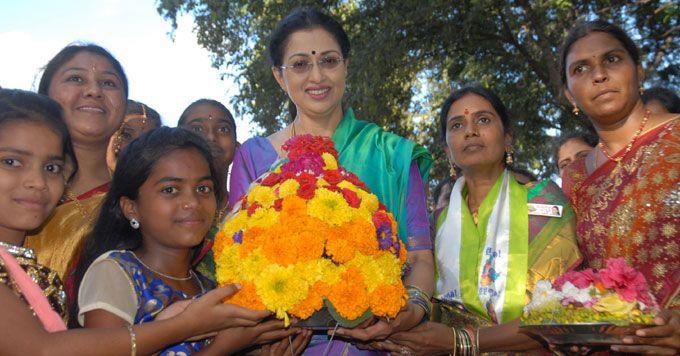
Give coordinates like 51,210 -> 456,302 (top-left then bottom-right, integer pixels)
157,0 -> 679,186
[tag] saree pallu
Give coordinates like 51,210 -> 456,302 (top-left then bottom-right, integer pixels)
25,184 -> 108,280
434,179 -> 582,328
562,117 -> 680,309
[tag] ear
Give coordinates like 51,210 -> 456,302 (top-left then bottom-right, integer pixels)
271,66 -> 288,93
563,87 -> 576,107
119,196 -> 138,221
443,145 -> 455,166
636,64 -> 645,87
504,131 -> 513,148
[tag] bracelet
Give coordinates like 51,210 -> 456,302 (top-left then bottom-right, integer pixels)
475,327 -> 480,355
406,285 -> 432,321
127,324 -> 137,356
455,327 -> 473,356
449,326 -> 457,356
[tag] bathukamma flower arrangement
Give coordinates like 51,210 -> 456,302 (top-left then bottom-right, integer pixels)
214,134 -> 407,326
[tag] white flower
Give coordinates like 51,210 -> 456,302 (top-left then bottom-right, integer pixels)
560,281 -> 594,304
526,280 -> 560,311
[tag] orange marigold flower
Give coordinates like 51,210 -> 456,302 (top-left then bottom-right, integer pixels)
289,281 -> 328,319
369,283 -> 406,318
223,281 -> 266,311
328,267 -> 369,320
212,230 -> 232,257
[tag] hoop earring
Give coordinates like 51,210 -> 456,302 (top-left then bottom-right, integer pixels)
504,148 -> 515,166
130,218 -> 140,229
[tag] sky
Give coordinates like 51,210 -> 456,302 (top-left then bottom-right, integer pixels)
0,0 -> 253,141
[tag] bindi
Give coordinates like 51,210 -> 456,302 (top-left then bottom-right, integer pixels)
311,50 -> 316,55
464,108 -> 470,115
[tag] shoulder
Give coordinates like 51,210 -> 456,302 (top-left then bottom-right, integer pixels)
239,136 -> 276,155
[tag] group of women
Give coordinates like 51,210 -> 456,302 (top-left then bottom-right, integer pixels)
0,6 -> 678,356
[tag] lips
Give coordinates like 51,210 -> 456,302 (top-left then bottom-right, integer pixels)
13,196 -> 48,211
175,216 -> 207,227
76,105 -> 106,114
463,143 -> 485,152
593,89 -> 619,100
305,86 -> 331,100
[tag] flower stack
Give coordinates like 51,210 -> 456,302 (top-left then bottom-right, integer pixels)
214,135 -> 407,326
522,258 -> 658,326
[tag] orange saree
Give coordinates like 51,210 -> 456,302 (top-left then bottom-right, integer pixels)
562,117 -> 680,309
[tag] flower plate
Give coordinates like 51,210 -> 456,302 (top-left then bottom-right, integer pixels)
520,323 -> 649,345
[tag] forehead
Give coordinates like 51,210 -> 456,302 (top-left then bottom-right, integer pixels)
185,104 -> 226,119
283,28 -> 342,58
559,138 -> 593,155
59,51 -> 117,73
566,31 -> 627,63
148,148 -> 211,179
0,120 -> 62,154
447,93 -> 497,118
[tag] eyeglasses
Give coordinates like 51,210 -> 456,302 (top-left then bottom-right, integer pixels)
280,57 -> 345,74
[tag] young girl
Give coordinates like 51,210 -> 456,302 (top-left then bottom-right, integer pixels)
72,127 -> 300,354
106,99 -> 163,173
0,89 -> 267,355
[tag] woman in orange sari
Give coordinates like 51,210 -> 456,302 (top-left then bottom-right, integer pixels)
26,44 -> 128,281
560,20 -> 680,354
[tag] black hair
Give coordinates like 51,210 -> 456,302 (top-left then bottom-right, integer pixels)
69,127 -> 221,326
642,87 -> 680,114
178,99 -> 237,140
552,131 -> 598,170
559,20 -> 640,86
439,85 -> 511,142
269,7 -> 350,119
38,43 -> 129,100
126,99 -> 162,128
0,89 -> 78,181
432,176 -> 455,207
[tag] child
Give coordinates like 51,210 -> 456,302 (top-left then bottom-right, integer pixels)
0,89 -> 269,355
72,127 -> 300,354
106,99 -> 162,172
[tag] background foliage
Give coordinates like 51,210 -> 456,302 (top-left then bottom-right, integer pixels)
157,0 -> 679,187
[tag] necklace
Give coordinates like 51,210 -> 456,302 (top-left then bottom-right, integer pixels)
130,251 -> 194,281
0,241 -> 35,260
598,110 -> 650,163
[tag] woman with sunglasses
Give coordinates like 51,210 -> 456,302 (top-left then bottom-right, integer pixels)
229,7 -> 434,355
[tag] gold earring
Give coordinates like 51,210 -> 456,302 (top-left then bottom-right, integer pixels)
572,105 -> 580,116
639,86 -> 645,96
450,166 -> 457,180
504,148 -> 515,166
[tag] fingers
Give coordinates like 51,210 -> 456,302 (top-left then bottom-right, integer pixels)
611,344 -> 678,355
336,320 -> 390,341
290,329 -> 312,355
217,303 -> 271,322
202,283 -> 242,303
373,340 -> 404,353
635,324 -> 676,338
256,328 -> 300,345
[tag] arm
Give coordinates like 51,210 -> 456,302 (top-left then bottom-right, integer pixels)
228,142 -> 257,209
0,283 -> 268,356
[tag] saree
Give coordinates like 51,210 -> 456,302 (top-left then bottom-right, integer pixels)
434,175 -> 581,328
562,117 -> 680,309
25,183 -> 109,280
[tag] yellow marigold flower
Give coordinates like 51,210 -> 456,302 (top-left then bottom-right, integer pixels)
247,208 -> 279,229
215,244 -> 241,285
358,191 -> 379,213
307,188 -> 353,226
321,152 -> 338,170
248,185 -> 277,208
294,259 -> 344,285
348,252 -> 402,292
278,179 -> 300,198
221,210 -> 247,237
337,181 -> 361,193
289,281 -> 328,319
239,248 -> 270,281
369,283 -> 406,318
328,267 -> 370,320
256,264 -> 310,326
317,178 -> 330,187
224,281 -> 266,311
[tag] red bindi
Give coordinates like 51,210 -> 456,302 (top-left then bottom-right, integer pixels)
464,108 -> 470,115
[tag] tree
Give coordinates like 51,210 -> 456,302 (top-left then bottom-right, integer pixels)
157,0 -> 679,188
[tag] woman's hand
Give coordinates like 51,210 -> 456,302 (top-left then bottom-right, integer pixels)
373,321 -> 453,355
179,284 -> 271,336
259,329 -> 312,356
610,309 -> 680,355
202,320 -> 301,355
334,302 -> 425,342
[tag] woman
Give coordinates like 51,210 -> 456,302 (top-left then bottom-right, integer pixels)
106,99 -> 162,172
229,7 -> 434,354
560,20 -> 680,354
380,86 -> 581,355
554,132 -> 597,177
26,44 -> 128,280
0,89 -> 269,355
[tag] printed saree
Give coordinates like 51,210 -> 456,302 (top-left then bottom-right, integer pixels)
562,117 -> 680,309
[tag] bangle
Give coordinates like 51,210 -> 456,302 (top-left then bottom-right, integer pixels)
449,326 -> 457,356
406,285 -> 432,321
475,327 -> 480,355
127,324 -> 137,356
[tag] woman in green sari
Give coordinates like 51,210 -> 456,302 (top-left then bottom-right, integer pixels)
228,7 -> 434,354
379,86 -> 582,355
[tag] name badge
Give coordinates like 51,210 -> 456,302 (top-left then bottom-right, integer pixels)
528,203 -> 563,218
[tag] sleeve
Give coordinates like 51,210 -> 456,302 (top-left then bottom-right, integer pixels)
228,144 -> 256,209
405,161 -> 433,251
77,254 -> 138,326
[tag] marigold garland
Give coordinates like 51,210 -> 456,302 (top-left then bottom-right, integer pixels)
215,134 -> 407,326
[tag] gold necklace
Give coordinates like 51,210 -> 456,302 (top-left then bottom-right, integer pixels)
598,110 -> 650,163
130,251 -> 195,281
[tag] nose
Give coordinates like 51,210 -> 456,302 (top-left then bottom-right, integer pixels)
23,168 -> 48,191
181,191 -> 200,210
205,127 -> 216,142
464,122 -> 478,138
83,79 -> 103,98
591,64 -> 608,84
308,61 -> 323,82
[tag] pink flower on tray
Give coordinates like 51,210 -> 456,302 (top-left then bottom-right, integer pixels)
599,258 -> 653,305
553,269 -> 597,290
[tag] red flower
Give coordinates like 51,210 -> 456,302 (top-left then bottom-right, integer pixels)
273,198 -> 283,211
283,134 -> 338,161
553,269 -> 597,290
323,170 -> 344,185
297,184 -> 316,200
247,202 -> 262,216
342,188 -> 361,208
599,258 -> 653,304
344,171 -> 369,190
261,173 -> 281,187
294,172 -> 317,187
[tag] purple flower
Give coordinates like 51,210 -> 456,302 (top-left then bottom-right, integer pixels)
232,230 -> 243,244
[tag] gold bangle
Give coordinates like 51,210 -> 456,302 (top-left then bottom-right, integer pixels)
450,326 -> 457,356
127,324 -> 137,356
